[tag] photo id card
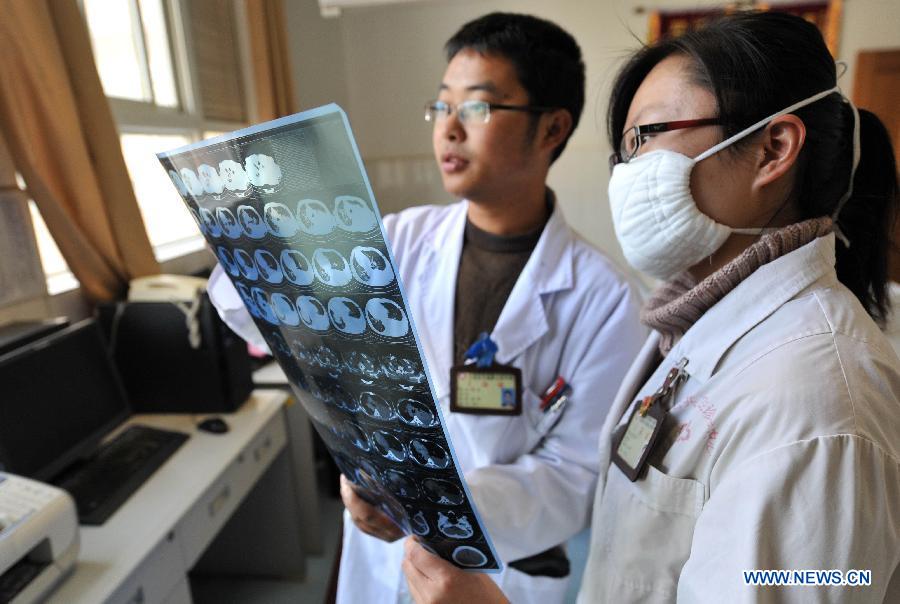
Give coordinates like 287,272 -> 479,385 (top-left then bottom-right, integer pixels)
611,398 -> 666,482
450,365 -> 522,415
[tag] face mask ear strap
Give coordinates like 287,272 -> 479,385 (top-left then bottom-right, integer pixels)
831,94 -> 861,248
693,85 -> 840,163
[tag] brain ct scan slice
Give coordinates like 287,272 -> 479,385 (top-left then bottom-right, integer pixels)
198,208 -> 222,238
350,246 -> 394,286
198,164 -> 225,195
365,299 -> 409,338
334,195 -> 377,232
264,202 -> 300,238
372,431 -> 406,462
312,249 -> 352,287
344,351 -> 381,380
296,199 -> 335,236
382,355 -> 426,383
343,421 -> 370,452
270,293 -> 300,326
438,512 -> 475,540
452,546 -> 488,568
216,207 -> 243,239
233,248 -> 259,281
245,153 -> 283,190
219,159 -> 250,193
254,249 -> 285,284
238,205 -> 268,239
397,399 -> 437,428
410,510 -> 430,536
296,296 -> 330,331
358,391 -> 394,421
281,249 -> 315,286
385,470 -> 418,500
409,438 -> 450,469
327,297 -> 366,335
180,168 -> 205,197
217,246 -> 239,277
423,478 -> 465,506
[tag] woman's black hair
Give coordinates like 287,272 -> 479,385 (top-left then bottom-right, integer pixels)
608,11 -> 898,324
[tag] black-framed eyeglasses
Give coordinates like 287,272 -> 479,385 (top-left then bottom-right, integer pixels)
424,100 -> 558,125
608,118 -> 722,171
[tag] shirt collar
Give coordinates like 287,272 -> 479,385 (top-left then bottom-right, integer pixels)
666,233 -> 838,382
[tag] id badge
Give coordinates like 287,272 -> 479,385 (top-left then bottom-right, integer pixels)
450,365 -> 522,415
611,397 -> 666,481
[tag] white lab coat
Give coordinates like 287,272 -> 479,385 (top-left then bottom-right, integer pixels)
335,200 -> 646,604
207,199 -> 646,603
578,233 -> 900,603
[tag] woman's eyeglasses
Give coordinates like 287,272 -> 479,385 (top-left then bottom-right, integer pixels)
424,100 -> 557,125
608,118 -> 721,171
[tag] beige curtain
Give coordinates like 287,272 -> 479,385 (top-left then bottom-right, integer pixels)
245,0 -> 298,121
0,0 -> 160,302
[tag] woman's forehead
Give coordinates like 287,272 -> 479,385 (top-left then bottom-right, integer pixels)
627,55 -> 715,125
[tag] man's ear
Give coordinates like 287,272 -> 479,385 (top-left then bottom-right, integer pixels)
540,109 -> 573,153
753,114 -> 806,191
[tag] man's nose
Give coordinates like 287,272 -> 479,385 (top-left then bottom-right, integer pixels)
439,111 -> 465,142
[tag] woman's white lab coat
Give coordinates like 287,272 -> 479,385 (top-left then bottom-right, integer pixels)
578,234 -> 900,603
334,200 -> 646,604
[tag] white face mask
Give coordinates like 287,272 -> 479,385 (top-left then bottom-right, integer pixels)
608,85 -> 859,281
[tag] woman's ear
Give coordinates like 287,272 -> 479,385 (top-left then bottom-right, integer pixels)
753,114 -> 806,192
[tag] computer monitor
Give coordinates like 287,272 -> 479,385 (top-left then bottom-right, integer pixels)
0,319 -> 130,481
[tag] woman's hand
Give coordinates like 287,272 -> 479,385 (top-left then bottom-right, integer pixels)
402,537 -> 509,604
340,474 -> 404,542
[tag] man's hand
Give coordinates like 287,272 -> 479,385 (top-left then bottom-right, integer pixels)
340,474 -> 404,542
402,537 -> 509,604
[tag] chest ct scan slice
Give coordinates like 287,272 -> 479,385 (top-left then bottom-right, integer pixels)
365,298 -> 409,338
270,293 -> 300,326
334,195 -> 378,232
246,153 -> 283,191
264,202 -> 300,238
280,249 -> 315,286
217,246 -> 239,277
233,248 -> 259,281
198,208 -> 221,238
216,207 -> 243,239
296,295 -> 331,332
297,199 -> 336,236
350,246 -> 395,287
312,248 -> 353,287
254,249 -> 285,284
327,297 -> 367,335
238,205 -> 268,239
180,168 -> 205,197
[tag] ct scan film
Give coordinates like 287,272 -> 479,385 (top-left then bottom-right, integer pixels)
157,104 -> 501,572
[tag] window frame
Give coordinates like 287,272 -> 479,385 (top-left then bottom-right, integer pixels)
0,0 -> 257,321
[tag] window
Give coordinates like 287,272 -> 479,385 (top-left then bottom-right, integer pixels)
26,0 -> 253,293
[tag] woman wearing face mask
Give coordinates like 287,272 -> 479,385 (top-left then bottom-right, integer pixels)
402,11 -> 900,603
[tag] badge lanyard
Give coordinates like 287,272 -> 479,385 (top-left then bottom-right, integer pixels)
450,333 -> 523,415
612,358 -> 689,481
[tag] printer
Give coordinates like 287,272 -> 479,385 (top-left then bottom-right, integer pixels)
0,473 -> 79,604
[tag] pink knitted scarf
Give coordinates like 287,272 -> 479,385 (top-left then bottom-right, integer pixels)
641,217 -> 834,355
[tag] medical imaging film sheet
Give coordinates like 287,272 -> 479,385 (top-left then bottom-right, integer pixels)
157,104 -> 501,572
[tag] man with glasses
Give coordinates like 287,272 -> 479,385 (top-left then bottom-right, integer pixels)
336,12 -> 646,604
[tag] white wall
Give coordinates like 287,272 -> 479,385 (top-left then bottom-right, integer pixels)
285,0 -> 900,269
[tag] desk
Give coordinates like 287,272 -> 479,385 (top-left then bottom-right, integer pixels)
48,390 -> 303,604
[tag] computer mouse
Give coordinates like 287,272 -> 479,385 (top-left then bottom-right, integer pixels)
197,417 -> 229,434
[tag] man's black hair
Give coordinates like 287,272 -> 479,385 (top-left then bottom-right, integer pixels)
445,12 -> 585,163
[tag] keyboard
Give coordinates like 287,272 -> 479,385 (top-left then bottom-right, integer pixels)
54,425 -> 189,526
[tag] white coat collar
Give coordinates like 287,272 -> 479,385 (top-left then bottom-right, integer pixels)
667,233 -> 838,382
419,194 -> 575,397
